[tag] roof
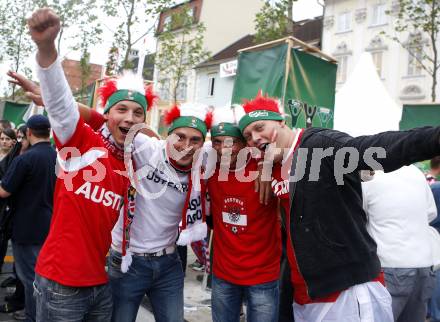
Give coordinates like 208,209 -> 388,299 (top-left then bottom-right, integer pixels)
292,17 -> 322,45
196,17 -> 323,69
197,34 -> 255,68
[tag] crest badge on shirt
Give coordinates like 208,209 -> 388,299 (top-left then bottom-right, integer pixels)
222,197 -> 247,234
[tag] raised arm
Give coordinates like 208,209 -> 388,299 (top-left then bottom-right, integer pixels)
7,71 -> 162,140
316,127 -> 440,173
28,8 -> 79,145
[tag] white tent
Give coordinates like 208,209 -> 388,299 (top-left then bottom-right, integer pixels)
334,52 -> 401,137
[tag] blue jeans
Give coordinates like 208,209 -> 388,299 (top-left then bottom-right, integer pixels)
12,243 -> 41,322
33,274 -> 112,322
212,275 -> 279,322
429,269 -> 440,321
108,249 -> 184,322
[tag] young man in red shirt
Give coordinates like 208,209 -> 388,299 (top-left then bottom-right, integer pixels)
237,93 -> 440,322
207,107 -> 281,322
26,8 -> 154,321
7,69 -> 212,322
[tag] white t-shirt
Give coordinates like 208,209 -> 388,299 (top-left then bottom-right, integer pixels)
362,165 -> 437,268
111,135 -> 191,253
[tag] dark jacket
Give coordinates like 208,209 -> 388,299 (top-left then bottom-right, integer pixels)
289,126 -> 440,299
1,142 -> 56,244
0,142 -> 22,239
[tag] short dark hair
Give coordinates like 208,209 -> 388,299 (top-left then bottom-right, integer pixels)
29,127 -> 50,139
1,128 -> 16,140
0,120 -> 12,130
431,156 -> 440,170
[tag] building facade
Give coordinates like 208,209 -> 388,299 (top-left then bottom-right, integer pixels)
62,59 -> 104,95
322,0 -> 440,105
151,0 -> 263,132
194,17 -> 323,108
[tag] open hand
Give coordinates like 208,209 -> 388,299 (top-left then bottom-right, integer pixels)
7,71 -> 43,106
255,161 -> 273,205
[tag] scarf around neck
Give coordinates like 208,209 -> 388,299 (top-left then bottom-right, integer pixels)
97,123 -> 136,273
97,124 -> 124,160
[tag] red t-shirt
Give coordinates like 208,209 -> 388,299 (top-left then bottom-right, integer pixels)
35,118 -> 129,287
207,159 -> 281,285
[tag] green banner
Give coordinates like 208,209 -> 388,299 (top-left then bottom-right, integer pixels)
399,104 -> 440,173
232,42 -> 337,129
2,101 -> 29,127
232,43 -> 287,103
285,49 -> 337,128
399,104 -> 440,130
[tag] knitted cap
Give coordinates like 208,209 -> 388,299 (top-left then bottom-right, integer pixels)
98,72 -> 156,115
210,105 -> 243,139
164,103 -> 213,138
236,91 -> 284,132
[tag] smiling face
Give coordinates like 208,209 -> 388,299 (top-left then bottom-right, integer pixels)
104,100 -> 145,146
167,127 -> 204,167
242,120 -> 281,149
242,120 -> 288,163
212,135 -> 246,169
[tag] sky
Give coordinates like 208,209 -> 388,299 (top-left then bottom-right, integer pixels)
0,0 -> 324,94
292,0 -> 323,21
85,0 -> 323,65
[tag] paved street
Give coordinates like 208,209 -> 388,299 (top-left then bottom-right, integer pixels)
0,247 -> 212,322
0,258 -> 19,322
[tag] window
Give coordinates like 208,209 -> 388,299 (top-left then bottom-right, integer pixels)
371,3 -> 387,26
129,49 -> 138,58
407,47 -> 423,76
371,51 -> 383,77
159,79 -> 170,100
337,12 -> 351,33
163,15 -> 172,31
180,44 -> 189,64
365,36 -> 387,77
207,74 -> 216,97
176,77 -> 187,101
336,56 -> 348,83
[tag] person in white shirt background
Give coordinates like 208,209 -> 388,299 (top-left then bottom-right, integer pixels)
362,165 -> 437,322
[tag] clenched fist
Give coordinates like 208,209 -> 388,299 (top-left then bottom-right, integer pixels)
27,8 -> 60,67
28,8 -> 60,48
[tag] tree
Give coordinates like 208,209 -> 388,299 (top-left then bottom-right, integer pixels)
37,0 -> 103,56
388,0 -> 440,102
254,0 -> 297,44
76,17 -> 103,104
102,0 -> 173,69
105,44 -> 120,76
0,0 -> 102,99
0,0 -> 36,99
155,5 -> 210,104
77,48 -> 92,104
